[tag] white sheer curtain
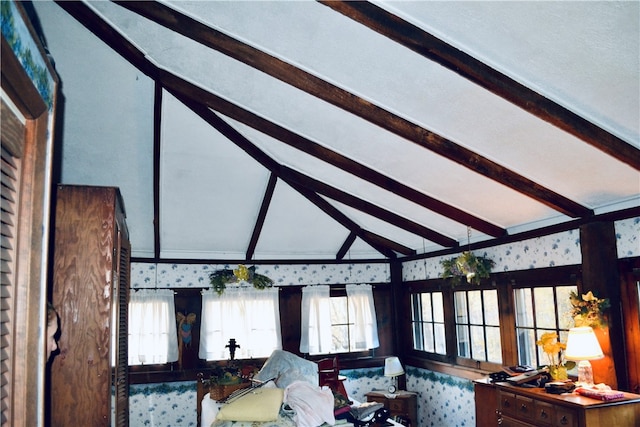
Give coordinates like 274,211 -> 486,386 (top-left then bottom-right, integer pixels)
199,286 -> 281,360
128,289 -> 179,365
346,284 -> 379,351
299,285 -> 332,355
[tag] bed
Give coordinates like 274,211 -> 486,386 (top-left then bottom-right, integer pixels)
196,351 -> 402,427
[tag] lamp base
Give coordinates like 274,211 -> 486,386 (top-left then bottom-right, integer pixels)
576,360 -> 594,386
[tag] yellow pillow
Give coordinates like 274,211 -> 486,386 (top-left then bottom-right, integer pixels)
216,387 -> 284,422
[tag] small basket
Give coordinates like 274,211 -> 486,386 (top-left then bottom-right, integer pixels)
209,382 -> 250,401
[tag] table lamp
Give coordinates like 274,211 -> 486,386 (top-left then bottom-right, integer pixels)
384,356 -> 404,394
564,326 -> 604,386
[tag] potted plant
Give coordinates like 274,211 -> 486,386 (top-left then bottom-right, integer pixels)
440,251 -> 494,285
536,332 -> 575,380
209,264 -> 273,295
569,290 -> 610,328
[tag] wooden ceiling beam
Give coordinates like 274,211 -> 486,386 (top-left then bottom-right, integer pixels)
337,231 -> 358,261
280,166 -> 458,248
113,0 -> 594,219
320,1 -> 640,172
246,173 -> 278,260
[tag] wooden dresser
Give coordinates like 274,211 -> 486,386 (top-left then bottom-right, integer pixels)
51,185 -> 130,426
474,379 -> 640,427
365,390 -> 418,426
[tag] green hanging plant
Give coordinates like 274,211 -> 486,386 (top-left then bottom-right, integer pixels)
209,264 -> 274,295
440,251 -> 495,285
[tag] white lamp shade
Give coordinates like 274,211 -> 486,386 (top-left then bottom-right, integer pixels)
565,327 -> 604,361
384,356 -> 404,377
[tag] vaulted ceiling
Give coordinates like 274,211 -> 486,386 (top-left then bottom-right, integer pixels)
32,1 -> 639,262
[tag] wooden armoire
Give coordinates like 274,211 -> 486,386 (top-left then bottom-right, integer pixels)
51,185 -> 130,426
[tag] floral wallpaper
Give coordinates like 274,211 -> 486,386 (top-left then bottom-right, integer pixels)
405,367 -> 475,427
131,263 -> 390,289
616,216 -> 640,257
130,381 -> 197,426
402,217 -> 639,282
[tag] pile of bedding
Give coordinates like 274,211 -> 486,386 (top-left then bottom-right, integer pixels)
201,350 -> 388,427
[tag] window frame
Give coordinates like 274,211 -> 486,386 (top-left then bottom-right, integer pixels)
402,265 -> 582,375
410,290 -> 446,356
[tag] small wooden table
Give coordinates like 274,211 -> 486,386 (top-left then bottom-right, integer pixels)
365,390 -> 418,426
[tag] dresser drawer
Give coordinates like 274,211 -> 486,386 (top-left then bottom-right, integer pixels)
534,400 -> 555,425
514,395 -> 535,423
389,398 -> 408,413
554,406 -> 576,427
499,391 -> 517,417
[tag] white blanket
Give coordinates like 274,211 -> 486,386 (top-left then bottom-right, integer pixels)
284,381 -> 335,427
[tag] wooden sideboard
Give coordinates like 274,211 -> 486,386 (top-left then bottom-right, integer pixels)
474,379 -> 640,427
366,390 -> 418,426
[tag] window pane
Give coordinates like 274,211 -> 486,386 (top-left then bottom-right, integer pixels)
486,326 -> 502,363
517,328 -> 536,367
330,296 -> 348,324
556,286 -> 577,329
421,293 -> 433,322
455,292 -> 468,324
434,324 -> 446,354
332,325 -> 349,353
515,288 -> 534,327
433,293 -> 444,322
534,288 -> 556,329
468,290 -> 483,324
484,290 -> 499,326
411,294 -> 421,322
423,323 -> 435,352
470,325 -> 486,360
457,324 -> 470,358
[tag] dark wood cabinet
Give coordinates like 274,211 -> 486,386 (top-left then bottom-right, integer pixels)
366,391 -> 417,426
474,379 -> 640,427
51,185 -> 130,426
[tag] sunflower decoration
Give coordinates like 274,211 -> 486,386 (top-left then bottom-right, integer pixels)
209,264 -> 274,295
440,251 -> 495,285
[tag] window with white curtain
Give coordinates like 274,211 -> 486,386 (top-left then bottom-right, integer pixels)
128,289 -> 179,366
199,287 -> 282,360
300,284 -> 379,355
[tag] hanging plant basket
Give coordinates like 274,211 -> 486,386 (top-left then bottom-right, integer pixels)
209,264 -> 274,295
440,251 -> 495,285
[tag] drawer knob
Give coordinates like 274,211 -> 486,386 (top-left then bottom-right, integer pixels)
540,409 -> 548,419
560,415 -> 569,425
503,400 -> 510,408
519,403 -> 528,413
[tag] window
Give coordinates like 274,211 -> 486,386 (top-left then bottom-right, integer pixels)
514,285 -> 577,367
454,289 -> 502,363
411,291 -> 446,354
199,287 -> 282,360
300,284 -> 379,355
128,289 -> 179,365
